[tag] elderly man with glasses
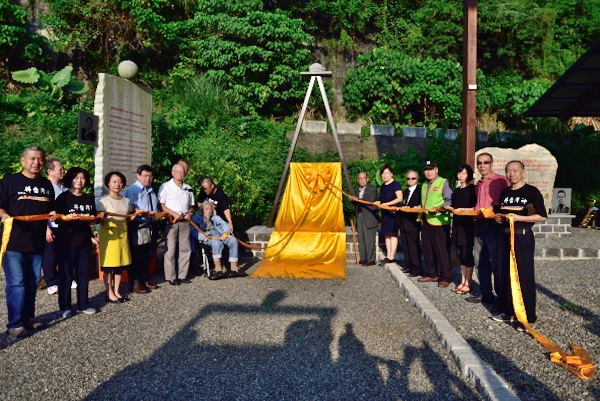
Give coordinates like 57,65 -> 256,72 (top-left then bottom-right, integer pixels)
398,170 -> 422,277
466,152 -> 509,309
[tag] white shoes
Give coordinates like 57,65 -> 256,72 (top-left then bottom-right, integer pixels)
47,285 -> 58,295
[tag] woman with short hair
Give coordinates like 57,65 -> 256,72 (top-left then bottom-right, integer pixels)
96,172 -> 132,303
375,164 -> 403,264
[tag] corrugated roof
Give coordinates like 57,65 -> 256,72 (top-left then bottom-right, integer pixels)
526,39 -> 600,119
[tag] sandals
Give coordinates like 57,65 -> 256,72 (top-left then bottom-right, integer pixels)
455,284 -> 472,295
452,284 -> 466,293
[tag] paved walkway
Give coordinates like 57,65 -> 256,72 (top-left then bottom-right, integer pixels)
1,265 -> 481,401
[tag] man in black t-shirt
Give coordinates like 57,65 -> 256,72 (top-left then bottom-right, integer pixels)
198,177 -> 234,231
492,160 -> 547,330
0,146 -> 56,339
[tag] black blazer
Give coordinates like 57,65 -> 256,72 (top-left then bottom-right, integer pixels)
399,185 -> 421,232
354,183 -> 379,229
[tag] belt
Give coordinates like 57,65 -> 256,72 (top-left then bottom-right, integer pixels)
504,227 -> 531,235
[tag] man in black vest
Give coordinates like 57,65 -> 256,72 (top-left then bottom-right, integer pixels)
398,169 -> 422,276
349,172 -> 378,265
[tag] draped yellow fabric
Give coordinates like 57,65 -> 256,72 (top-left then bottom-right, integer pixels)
0,217 -> 14,271
507,216 -> 595,379
252,162 -> 346,279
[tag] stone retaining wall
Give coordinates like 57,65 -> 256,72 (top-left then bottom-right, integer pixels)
247,224 -> 599,262
533,214 -> 574,238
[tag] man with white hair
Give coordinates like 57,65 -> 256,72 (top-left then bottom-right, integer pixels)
192,201 -> 244,280
159,163 -> 194,286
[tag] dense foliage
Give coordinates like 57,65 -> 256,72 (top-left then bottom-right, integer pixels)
1,0 -> 599,224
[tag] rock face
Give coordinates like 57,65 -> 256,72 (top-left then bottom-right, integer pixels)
475,144 -> 558,211
93,73 -> 152,198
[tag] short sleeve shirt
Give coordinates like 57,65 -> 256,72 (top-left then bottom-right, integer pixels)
159,179 -> 194,214
0,173 -> 55,253
498,184 -> 547,230
198,187 -> 230,220
55,191 -> 96,247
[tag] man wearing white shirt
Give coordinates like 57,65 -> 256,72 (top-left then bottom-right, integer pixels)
159,163 -> 194,286
399,169 -> 422,277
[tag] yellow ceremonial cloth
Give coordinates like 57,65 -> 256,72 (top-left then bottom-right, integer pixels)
252,162 -> 346,279
0,217 -> 14,270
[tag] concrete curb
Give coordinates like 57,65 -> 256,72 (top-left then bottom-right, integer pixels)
386,264 -> 521,401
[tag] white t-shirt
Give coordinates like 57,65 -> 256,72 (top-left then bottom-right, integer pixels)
158,178 -> 194,214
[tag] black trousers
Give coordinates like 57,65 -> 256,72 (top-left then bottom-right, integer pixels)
42,228 -> 59,287
400,228 -> 421,275
129,243 -> 153,288
421,221 -> 452,282
57,244 -> 91,311
498,229 -> 537,323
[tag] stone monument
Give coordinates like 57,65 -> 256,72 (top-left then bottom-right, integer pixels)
475,144 -> 558,211
93,67 -> 152,197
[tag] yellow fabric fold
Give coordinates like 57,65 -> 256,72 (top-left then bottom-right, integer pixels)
508,216 -> 595,379
252,162 -> 346,279
0,217 -> 14,271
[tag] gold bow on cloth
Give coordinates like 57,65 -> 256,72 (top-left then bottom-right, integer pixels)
304,165 -> 333,194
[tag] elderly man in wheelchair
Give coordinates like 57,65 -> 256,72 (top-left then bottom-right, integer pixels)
192,201 -> 246,280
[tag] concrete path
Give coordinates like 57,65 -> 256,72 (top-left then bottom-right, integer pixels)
1,265 -> 481,401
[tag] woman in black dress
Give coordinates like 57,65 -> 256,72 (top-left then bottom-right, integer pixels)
375,164 -> 403,264
448,164 -> 476,295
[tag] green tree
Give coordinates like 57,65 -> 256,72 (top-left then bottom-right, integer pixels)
343,49 -> 463,126
0,0 -> 50,76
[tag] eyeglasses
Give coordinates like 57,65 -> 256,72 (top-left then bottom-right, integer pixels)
406,177 -> 417,181
477,161 -> 491,165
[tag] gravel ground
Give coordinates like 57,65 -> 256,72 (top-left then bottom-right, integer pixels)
410,258 -> 600,401
537,227 -> 600,249
0,264 -> 482,401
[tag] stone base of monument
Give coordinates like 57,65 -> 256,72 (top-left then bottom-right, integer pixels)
245,226 -> 380,263
533,214 -> 574,239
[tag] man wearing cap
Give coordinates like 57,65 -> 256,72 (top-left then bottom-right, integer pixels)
418,161 -> 453,287
466,152 -> 509,307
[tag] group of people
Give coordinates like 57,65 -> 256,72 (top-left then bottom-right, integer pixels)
1,146 -> 243,340
351,153 -> 547,330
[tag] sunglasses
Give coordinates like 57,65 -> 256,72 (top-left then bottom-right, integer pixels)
406,177 -> 418,181
477,160 -> 491,165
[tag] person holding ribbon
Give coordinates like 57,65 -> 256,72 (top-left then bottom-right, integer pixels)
123,164 -> 161,294
55,167 -> 98,317
191,201 -> 244,280
0,146 -> 56,339
493,160 -> 547,328
96,171 -> 132,303
374,164 -> 403,265
418,160 -> 453,288
447,164 -> 477,295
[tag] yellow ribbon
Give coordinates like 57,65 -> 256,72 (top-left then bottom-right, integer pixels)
304,165 -> 333,193
0,217 -> 14,270
508,216 -> 595,379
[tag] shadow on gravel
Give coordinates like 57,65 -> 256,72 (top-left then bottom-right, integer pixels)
467,338 -> 561,401
536,283 -> 600,338
82,290 -> 479,401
